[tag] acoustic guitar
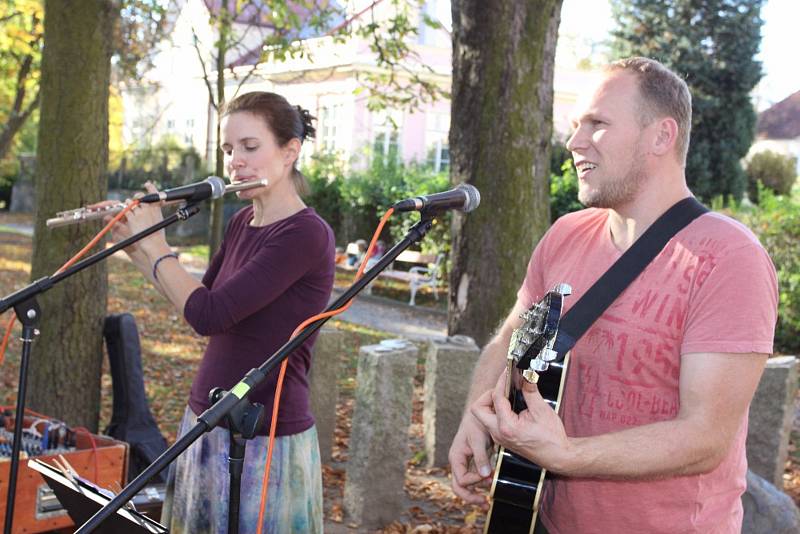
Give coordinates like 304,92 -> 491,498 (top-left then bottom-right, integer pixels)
485,283 -> 571,534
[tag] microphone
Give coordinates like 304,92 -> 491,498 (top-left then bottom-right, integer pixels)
138,176 -> 227,203
392,183 -> 481,213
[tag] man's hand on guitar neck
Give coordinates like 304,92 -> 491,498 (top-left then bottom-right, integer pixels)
448,299 -> 530,504
472,369 -> 573,474
448,412 -> 493,505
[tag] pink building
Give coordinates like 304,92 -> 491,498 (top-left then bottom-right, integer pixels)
120,0 -> 600,173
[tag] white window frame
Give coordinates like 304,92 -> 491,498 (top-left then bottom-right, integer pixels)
372,109 -> 403,161
426,111 -> 450,172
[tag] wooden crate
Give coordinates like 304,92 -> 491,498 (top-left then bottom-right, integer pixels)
0,420 -> 128,533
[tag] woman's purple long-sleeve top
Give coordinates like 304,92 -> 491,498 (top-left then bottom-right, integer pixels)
184,206 -> 335,436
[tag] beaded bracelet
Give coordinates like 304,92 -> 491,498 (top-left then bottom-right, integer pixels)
152,252 -> 179,282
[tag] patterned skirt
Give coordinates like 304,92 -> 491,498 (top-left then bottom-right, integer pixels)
161,407 -> 323,534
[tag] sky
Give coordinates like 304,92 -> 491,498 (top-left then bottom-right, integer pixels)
558,0 -> 799,110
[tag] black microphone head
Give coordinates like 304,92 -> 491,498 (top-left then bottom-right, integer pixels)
457,183 -> 480,213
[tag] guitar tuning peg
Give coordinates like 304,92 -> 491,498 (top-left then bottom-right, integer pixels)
541,348 -> 558,362
531,359 -> 549,372
522,369 -> 540,384
554,283 -> 572,296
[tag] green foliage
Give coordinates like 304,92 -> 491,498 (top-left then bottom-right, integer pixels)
303,149 -> 451,258
746,150 -> 798,201
353,0 -> 449,111
303,152 -> 347,238
550,139 -> 572,176
550,159 -> 583,222
107,137 -> 205,191
0,0 -> 43,161
729,187 -> 800,354
610,0 -> 764,203
549,140 -> 584,222
114,0 -> 169,81
376,158 -> 451,259
0,1 -> 171,164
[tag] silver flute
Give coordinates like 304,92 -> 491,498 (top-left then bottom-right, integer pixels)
46,179 -> 268,228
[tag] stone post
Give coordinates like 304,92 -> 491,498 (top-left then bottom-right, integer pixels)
9,154 -> 36,212
422,335 -> 481,468
309,328 -> 345,462
343,339 -> 418,529
746,355 -> 798,487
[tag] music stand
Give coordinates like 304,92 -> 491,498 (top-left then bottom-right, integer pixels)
26,459 -> 167,534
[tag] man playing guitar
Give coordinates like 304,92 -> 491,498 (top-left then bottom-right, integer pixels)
449,57 -> 778,533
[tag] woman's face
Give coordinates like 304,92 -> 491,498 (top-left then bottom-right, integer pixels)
220,111 -> 299,200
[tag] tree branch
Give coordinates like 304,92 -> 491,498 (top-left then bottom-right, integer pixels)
0,87 -> 39,162
192,27 -> 218,112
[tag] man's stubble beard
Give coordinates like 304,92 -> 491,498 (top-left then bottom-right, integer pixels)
578,142 -> 649,210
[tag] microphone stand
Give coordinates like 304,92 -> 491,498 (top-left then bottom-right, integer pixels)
0,203 -> 201,534
208,387 -> 266,534
75,210 -> 440,533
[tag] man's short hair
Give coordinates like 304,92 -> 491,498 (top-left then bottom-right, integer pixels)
606,57 -> 692,166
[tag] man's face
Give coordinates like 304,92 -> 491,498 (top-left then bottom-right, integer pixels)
566,71 -> 651,209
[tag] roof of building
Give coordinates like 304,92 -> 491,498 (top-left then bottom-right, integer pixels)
757,90 -> 800,140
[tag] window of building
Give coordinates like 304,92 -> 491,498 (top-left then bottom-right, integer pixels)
426,112 -> 450,172
372,109 -> 403,162
319,102 -> 345,152
418,0 -> 452,48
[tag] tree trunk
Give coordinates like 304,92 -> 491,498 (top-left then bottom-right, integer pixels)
448,0 -> 562,347
207,5 -> 231,260
27,0 -> 116,431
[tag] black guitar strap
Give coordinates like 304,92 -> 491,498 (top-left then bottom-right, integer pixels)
553,197 -> 709,358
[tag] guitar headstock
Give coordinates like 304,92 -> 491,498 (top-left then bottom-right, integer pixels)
507,283 -> 571,383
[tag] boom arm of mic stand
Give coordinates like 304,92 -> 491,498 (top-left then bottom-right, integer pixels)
0,204 -> 201,314
75,214 -> 437,533
0,203 -> 201,534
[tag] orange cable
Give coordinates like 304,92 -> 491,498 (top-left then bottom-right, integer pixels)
254,207 -> 394,533
0,201 -> 138,368
73,426 -> 100,482
0,201 -> 137,484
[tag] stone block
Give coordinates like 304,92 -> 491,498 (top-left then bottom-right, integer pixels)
10,180 -> 34,213
309,328 -> 345,461
343,339 -> 418,529
746,356 -> 798,487
422,335 -> 481,468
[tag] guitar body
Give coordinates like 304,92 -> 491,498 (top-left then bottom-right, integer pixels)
484,286 -> 571,534
485,357 -> 569,533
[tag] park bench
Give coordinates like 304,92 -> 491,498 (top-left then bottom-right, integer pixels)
366,250 -> 445,306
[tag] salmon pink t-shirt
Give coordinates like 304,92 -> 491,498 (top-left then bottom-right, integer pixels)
517,206 -> 778,534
